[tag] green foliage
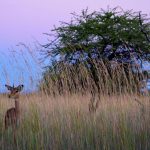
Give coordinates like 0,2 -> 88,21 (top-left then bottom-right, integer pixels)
43,7 -> 150,62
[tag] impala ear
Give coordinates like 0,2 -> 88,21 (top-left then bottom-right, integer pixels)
16,85 -> 24,92
5,84 -> 13,91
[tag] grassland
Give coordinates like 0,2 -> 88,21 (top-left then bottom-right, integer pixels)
0,50 -> 149,150
0,93 -> 149,150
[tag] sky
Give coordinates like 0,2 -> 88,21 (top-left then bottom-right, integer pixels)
0,0 -> 150,46
0,0 -> 150,92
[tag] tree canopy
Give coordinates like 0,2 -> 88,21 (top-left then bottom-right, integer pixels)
42,7 -> 150,64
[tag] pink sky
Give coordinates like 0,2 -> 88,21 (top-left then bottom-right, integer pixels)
0,0 -> 149,49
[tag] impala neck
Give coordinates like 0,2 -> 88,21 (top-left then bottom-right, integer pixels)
15,99 -> 20,114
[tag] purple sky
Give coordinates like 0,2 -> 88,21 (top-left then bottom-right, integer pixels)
0,0 -> 149,92
0,0 -> 149,48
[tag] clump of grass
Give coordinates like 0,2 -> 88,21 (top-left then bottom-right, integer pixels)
40,60 -> 145,96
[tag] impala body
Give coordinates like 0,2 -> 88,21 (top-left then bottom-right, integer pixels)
5,84 -> 24,129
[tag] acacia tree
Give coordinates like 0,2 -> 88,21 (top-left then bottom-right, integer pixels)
42,8 -> 150,61
41,7 -> 150,95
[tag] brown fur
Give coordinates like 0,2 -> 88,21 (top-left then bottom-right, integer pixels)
5,100 -> 20,130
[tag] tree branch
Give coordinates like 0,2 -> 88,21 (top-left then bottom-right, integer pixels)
139,12 -> 150,43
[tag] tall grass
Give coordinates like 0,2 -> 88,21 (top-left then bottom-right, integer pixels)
40,60 -> 146,96
0,94 -> 149,150
0,50 -> 149,149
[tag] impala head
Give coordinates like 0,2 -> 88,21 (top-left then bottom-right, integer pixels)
5,84 -> 24,99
